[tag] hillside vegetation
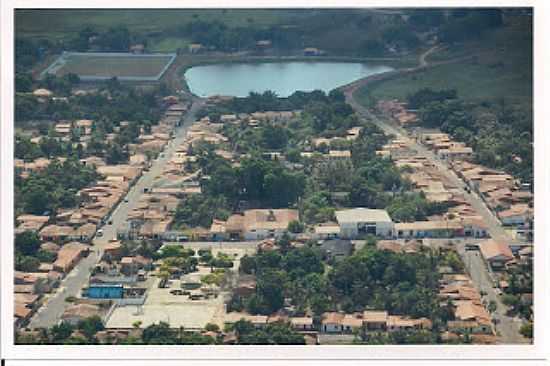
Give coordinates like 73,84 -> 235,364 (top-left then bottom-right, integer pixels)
15,9 -> 429,58
357,12 -> 532,105
355,11 -> 533,183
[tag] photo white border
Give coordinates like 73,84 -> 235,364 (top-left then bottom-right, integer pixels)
1,0 -> 549,362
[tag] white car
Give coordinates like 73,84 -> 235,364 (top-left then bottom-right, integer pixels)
96,229 -> 104,237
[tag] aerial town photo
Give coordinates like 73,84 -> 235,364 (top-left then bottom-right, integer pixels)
12,8 -> 533,346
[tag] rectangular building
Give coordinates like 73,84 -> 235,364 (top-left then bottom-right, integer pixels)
335,208 -> 394,239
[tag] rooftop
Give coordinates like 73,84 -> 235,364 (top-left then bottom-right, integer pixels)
479,240 -> 514,261
335,208 -> 392,224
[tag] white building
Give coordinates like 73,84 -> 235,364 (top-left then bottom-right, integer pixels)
335,208 -> 394,239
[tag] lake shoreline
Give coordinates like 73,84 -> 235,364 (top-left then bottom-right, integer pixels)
182,59 -> 395,98
173,54 -> 416,97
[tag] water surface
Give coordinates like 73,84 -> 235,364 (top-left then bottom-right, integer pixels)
184,61 -> 393,97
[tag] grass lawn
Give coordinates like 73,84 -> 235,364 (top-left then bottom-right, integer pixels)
148,37 -> 190,53
50,54 -> 174,79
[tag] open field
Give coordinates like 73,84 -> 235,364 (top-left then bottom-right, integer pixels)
356,60 -> 532,104
15,9 -> 416,57
15,9 -> 295,41
148,37 -> 191,53
42,52 -> 176,81
355,14 -> 532,106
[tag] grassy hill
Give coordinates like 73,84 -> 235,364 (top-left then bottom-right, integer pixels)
15,9 -> 290,40
355,13 -> 532,106
15,9 -> 414,57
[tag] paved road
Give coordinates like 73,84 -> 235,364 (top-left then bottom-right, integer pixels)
28,98 -> 206,329
341,48 -> 528,343
456,242 -> 530,344
342,67 -> 512,243
28,249 -> 100,328
164,241 -> 260,251
345,100 -> 529,344
96,98 -> 207,246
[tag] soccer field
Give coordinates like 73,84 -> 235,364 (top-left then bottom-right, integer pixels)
42,52 -> 176,81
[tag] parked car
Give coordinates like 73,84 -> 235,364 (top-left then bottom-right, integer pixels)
96,229 -> 104,237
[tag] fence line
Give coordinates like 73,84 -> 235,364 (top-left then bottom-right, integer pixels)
40,51 -> 177,82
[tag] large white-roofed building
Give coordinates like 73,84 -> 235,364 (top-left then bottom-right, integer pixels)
335,208 -> 394,239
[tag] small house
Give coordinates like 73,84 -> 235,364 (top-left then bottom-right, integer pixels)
321,312 -> 344,333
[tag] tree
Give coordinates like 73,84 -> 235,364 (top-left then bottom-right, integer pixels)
261,125 -> 288,150
520,322 -> 533,339
15,73 -> 33,92
99,26 -> 131,51
239,254 -> 256,274
381,25 -> 420,49
252,269 -> 285,314
78,315 -> 104,339
300,190 -> 335,224
408,9 -> 445,30
287,220 -> 304,234
439,10 -> 503,43
158,270 -> 170,285
64,336 -> 89,345
105,143 -> 129,164
277,233 -> 292,254
197,250 -> 213,265
232,320 -> 305,345
502,294 -> 520,309
360,39 -> 386,57
15,231 -> 41,256
15,136 -> 41,160
158,244 -> 186,258
174,194 -> 230,228
204,323 -> 220,332
142,322 -> 176,344
283,246 -> 324,278
205,163 -> 240,204
22,185 -> 51,214
16,256 -> 41,272
349,176 -> 386,209
407,88 -> 457,109
50,322 -> 75,343
310,294 -> 330,316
